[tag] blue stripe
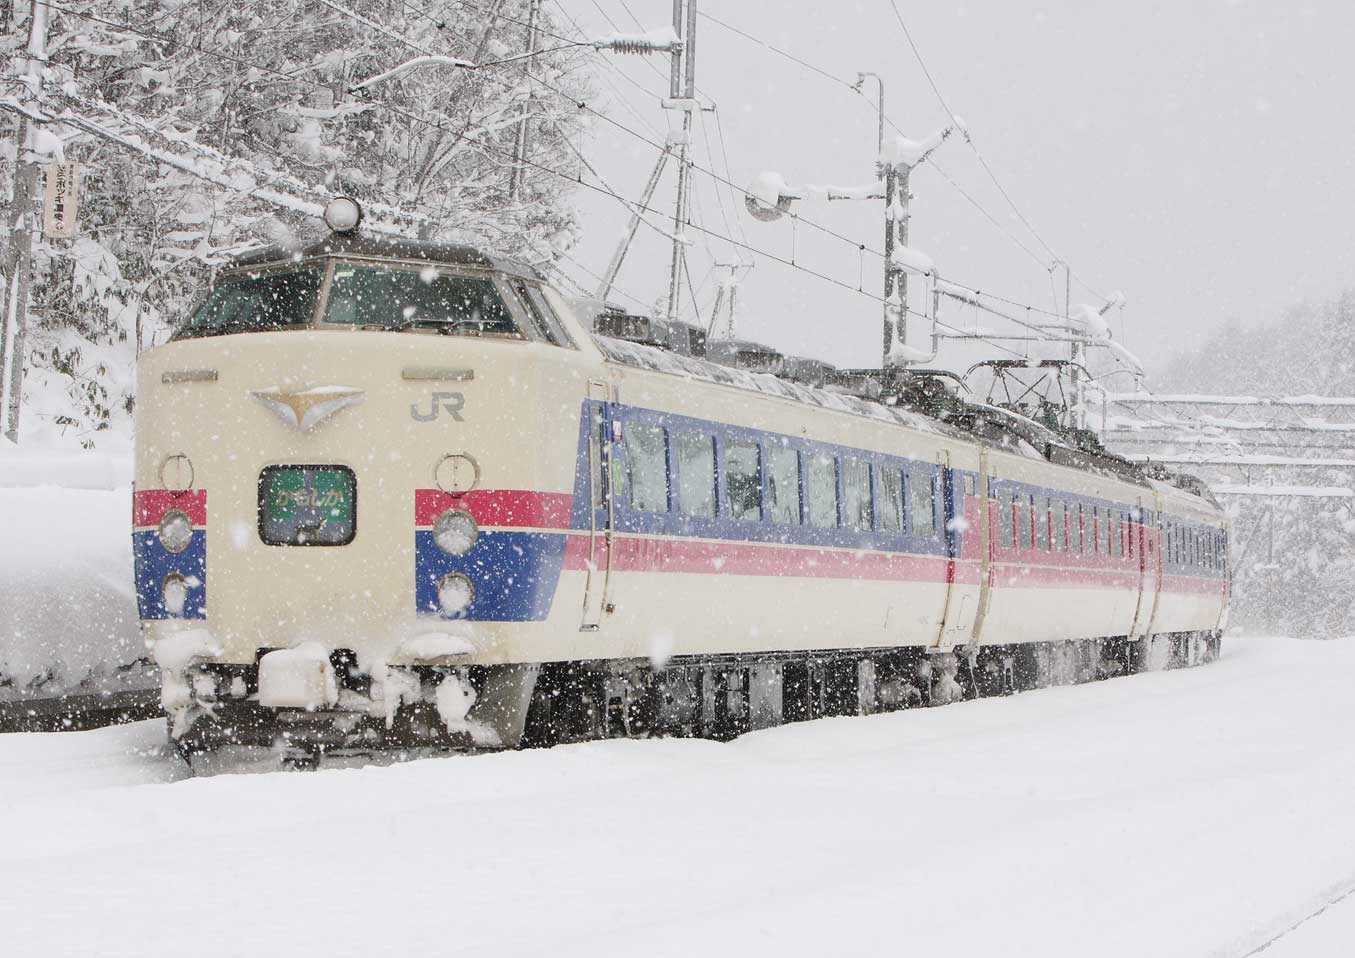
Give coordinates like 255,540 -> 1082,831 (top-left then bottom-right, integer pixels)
415,529 -> 568,621
571,400 -> 954,558
133,531 -> 207,619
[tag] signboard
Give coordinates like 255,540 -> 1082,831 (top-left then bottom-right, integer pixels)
42,162 -> 79,238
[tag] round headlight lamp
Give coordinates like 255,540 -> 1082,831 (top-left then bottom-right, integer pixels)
433,508 -> 477,555
438,573 -> 474,614
158,509 -> 194,554
323,196 -> 363,234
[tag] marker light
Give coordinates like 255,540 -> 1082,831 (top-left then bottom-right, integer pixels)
323,196 -> 363,234
438,573 -> 474,615
158,509 -> 194,554
163,572 -> 188,616
433,509 -> 477,555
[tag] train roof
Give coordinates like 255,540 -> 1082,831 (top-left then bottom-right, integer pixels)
227,233 -> 544,282
593,334 -> 1221,509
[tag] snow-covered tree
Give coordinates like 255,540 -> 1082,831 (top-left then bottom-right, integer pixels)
1160,293 -> 1355,636
0,0 -> 592,446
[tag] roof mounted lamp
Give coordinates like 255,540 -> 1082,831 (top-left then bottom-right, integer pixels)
323,196 -> 363,234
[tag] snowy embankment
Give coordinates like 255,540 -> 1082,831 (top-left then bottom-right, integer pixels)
0,443 -> 144,699
2,636 -> 1353,958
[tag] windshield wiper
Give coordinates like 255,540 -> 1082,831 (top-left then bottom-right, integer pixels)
385,317 -> 472,334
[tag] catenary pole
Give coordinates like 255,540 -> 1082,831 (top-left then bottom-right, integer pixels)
508,0 -> 541,202
664,0 -> 695,326
1,0 -> 49,444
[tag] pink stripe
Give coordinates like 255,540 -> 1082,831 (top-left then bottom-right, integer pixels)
133,489 -> 207,528
561,533 -> 977,583
991,563 -> 1141,590
415,489 -> 573,529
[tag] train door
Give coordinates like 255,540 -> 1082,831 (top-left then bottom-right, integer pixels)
935,452 -> 978,650
1128,495 -> 1160,638
969,450 -> 995,646
580,381 -> 615,631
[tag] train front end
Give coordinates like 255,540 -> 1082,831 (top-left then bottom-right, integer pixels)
133,217 -> 594,757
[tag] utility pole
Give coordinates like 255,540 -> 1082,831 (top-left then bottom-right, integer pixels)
855,72 -> 899,370
1059,261 -> 1087,429
507,0 -> 540,203
664,0 -> 696,326
1,0 -> 49,444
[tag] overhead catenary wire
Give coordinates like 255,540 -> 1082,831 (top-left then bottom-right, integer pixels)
41,0 -> 1060,323
39,0 -> 1034,362
884,0 -> 1109,301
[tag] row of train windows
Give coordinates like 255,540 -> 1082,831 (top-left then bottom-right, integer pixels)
996,493 -> 1226,571
615,423 -> 937,535
1164,521 -> 1227,572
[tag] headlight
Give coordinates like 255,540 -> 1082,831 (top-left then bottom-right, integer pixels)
433,508 -> 477,555
438,573 -> 474,614
323,196 -> 363,233
158,509 -> 194,553
163,572 -> 188,616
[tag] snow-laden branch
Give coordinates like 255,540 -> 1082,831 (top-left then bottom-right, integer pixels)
349,55 -> 475,92
0,88 -> 425,237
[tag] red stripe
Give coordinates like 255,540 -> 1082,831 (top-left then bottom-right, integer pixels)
133,489 -> 207,528
991,563 -> 1140,590
415,489 -> 573,529
1159,574 -> 1230,596
560,533 -> 976,583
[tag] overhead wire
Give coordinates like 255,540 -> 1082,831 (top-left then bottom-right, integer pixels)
884,0 -> 1110,301
47,0 -> 1034,362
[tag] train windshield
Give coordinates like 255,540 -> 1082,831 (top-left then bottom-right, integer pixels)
323,264 -> 520,337
176,267 -> 322,339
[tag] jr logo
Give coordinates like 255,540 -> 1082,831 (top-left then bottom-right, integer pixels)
411,392 -> 465,422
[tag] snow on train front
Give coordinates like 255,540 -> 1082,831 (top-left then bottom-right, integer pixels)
132,203 -> 597,758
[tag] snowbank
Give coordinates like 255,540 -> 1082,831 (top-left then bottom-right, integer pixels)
0,447 -> 143,699
1,637 -> 1353,958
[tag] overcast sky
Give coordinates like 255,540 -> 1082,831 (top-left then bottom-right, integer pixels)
554,0 -> 1354,382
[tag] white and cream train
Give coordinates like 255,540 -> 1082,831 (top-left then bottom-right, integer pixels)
133,215 -> 1229,758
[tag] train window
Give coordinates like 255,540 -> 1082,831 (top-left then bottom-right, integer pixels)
1075,504 -> 1085,554
909,471 -> 935,537
725,441 -> 762,521
879,469 -> 905,533
624,424 -> 669,513
843,458 -> 873,531
766,444 -> 802,525
1051,500 -> 1065,552
1035,497 -> 1049,550
511,282 -> 576,348
324,265 -> 521,337
1108,513 -> 1119,558
177,267 -> 322,339
589,408 -> 605,511
1127,515 -> 1135,559
807,454 -> 838,528
998,490 -> 1015,547
1016,493 -> 1031,548
676,433 -> 716,518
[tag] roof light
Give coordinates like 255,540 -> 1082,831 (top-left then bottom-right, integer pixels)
323,197 -> 363,234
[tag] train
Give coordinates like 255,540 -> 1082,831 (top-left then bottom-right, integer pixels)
132,198 -> 1230,762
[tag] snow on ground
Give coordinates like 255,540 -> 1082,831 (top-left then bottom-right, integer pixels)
1,636 -> 1353,957
0,446 -> 143,698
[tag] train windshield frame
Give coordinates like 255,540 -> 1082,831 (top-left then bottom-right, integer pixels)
175,265 -> 323,340
173,255 -> 565,344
